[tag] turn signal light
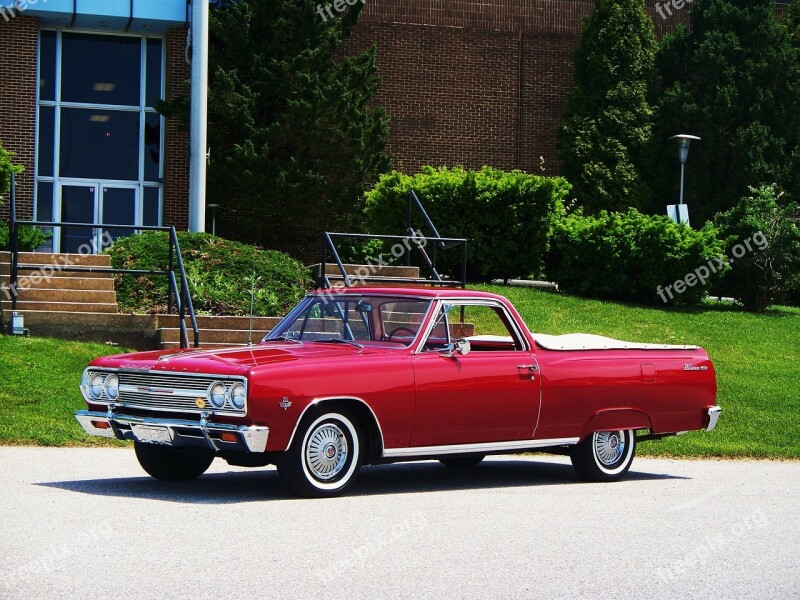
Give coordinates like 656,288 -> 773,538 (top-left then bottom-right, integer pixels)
220,433 -> 238,443
92,421 -> 111,430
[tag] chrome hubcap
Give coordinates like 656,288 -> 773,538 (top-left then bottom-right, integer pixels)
594,431 -> 626,466
306,423 -> 348,481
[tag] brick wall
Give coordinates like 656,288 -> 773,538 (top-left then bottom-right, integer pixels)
343,0 -> 691,176
0,16 -> 38,221
163,27 -> 190,230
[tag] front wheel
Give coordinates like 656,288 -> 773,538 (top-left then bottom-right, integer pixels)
134,442 -> 214,481
278,410 -> 363,498
570,430 -> 636,482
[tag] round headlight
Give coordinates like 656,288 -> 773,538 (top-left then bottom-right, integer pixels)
104,374 -> 119,400
208,382 -> 226,409
90,374 -> 104,400
230,383 -> 246,410
80,370 -> 91,401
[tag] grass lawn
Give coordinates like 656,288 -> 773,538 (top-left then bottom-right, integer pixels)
0,336 -> 130,447
474,284 -> 800,459
0,286 -> 797,458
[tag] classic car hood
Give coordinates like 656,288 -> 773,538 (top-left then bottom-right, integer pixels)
93,342 -> 393,375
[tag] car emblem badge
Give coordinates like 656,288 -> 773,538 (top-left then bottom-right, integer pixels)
280,397 -> 292,410
196,398 -> 206,409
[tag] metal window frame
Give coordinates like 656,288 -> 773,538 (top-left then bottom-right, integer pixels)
34,28 -> 166,253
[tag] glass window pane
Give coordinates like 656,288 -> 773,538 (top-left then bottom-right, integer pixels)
37,106 -> 55,177
36,181 -> 54,222
61,33 -> 141,106
60,185 -> 95,254
59,108 -> 140,181
102,187 -> 136,242
143,187 -> 161,226
144,112 -> 161,182
39,31 -> 57,102
35,181 -> 55,252
146,39 -> 163,108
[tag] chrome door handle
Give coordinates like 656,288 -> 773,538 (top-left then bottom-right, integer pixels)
517,365 -> 539,371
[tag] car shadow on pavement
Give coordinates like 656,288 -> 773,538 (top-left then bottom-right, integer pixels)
36,457 -> 687,504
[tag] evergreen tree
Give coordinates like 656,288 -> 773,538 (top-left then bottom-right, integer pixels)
651,0 -> 800,224
557,0 -> 657,213
165,0 -> 390,257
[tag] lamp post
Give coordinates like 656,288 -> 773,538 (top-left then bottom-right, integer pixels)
668,134 -> 701,224
207,204 -> 220,236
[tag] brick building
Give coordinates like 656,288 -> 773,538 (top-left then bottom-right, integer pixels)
1,1 -> 789,253
0,0 -> 190,253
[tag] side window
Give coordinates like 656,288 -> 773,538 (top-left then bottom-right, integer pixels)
425,303 -> 524,352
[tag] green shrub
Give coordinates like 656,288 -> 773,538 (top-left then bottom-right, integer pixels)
547,208 -> 725,305
364,166 -> 572,282
0,222 -> 52,252
714,185 -> 800,312
105,232 -> 312,316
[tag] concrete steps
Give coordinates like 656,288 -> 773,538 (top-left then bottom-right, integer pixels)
1,251 -> 119,316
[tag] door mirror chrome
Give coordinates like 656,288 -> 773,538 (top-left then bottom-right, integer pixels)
439,338 -> 471,358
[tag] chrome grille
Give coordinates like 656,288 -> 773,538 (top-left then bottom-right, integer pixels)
112,371 -> 247,416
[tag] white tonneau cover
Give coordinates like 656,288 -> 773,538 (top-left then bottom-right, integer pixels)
532,333 -> 699,352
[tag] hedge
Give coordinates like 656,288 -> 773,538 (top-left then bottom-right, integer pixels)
364,166 -> 572,282
546,208 -> 725,305
105,232 -> 312,316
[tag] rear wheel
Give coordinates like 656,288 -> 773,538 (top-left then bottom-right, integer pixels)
570,430 -> 636,482
134,442 -> 214,481
439,455 -> 485,468
278,409 -> 363,498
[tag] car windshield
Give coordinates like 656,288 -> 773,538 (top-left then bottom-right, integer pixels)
264,294 -> 433,348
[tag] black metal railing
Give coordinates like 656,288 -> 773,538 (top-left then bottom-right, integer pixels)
5,172 -> 199,348
319,191 -> 468,289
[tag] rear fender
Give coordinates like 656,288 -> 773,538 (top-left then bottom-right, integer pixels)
581,409 -> 652,440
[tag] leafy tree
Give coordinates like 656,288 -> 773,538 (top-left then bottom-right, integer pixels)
786,0 -> 800,46
0,138 -> 23,200
163,0 -> 390,257
650,0 -> 800,224
714,184 -> 800,313
557,0 -> 657,213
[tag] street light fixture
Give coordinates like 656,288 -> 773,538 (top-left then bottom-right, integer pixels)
207,204 -> 220,236
668,134 -> 701,225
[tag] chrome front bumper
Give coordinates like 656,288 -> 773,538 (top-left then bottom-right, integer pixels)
706,406 -> 722,432
75,410 -> 269,453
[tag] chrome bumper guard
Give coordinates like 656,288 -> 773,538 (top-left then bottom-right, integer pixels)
75,410 -> 269,453
706,406 -> 722,432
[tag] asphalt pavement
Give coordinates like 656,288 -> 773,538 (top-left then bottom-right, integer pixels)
0,448 -> 797,600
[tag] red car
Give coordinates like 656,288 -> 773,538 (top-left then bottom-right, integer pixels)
76,287 -> 720,497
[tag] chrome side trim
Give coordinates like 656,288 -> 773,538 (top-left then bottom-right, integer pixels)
75,410 -> 269,453
414,298 -> 531,354
382,437 -> 580,459
284,396 -> 386,452
706,406 -> 722,432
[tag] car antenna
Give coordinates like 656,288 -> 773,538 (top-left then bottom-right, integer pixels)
248,245 -> 256,346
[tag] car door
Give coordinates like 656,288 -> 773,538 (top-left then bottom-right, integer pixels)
409,300 -> 541,446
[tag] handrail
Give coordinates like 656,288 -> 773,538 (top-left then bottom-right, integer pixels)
6,177 -> 199,348
319,231 -> 467,290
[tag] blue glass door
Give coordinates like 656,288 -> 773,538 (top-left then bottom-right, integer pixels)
59,185 -> 97,254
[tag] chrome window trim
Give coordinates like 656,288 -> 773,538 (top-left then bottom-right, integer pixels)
413,298 -> 531,355
284,396 -> 386,453
382,437 -> 580,458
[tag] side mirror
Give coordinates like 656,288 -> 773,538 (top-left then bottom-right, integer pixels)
439,338 -> 471,358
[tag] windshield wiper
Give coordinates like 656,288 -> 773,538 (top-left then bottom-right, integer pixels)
262,334 -> 302,344
312,338 -> 364,350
